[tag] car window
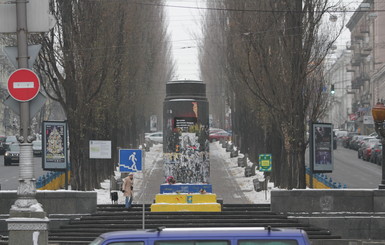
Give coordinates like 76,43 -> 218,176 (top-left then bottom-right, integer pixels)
9,144 -> 20,151
6,136 -> 18,143
0,136 -> 6,142
107,242 -> 144,245
239,240 -> 298,245
156,240 -> 229,245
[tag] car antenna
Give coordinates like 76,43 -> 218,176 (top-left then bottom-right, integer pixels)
266,226 -> 271,234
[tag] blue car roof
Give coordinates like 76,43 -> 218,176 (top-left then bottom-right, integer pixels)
99,227 -> 306,240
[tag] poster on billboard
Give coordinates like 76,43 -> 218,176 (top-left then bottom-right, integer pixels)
42,121 -> 68,170
89,140 -> 111,159
310,122 -> 333,173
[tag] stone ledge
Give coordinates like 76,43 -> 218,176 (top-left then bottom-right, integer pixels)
0,191 -> 97,215
271,189 -> 385,213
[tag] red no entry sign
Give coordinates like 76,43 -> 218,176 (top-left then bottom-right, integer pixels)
7,69 -> 40,102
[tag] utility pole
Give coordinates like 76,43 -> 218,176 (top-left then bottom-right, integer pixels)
6,0 -> 49,244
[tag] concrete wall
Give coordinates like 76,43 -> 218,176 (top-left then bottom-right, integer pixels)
0,191 -> 97,235
271,189 -> 385,240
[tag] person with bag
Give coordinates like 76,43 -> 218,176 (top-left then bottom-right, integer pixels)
122,173 -> 134,209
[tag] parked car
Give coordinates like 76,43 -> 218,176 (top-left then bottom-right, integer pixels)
145,132 -> 163,144
209,130 -> 231,142
357,137 -> 376,158
353,135 -> 374,151
349,135 -> 361,150
377,150 -> 383,166
362,138 -> 380,161
370,141 -> 382,164
0,135 -> 7,155
335,130 -> 348,142
32,140 -> 42,156
4,143 -> 20,166
342,132 -> 359,148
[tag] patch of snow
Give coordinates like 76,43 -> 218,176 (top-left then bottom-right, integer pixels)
95,142 -> 273,205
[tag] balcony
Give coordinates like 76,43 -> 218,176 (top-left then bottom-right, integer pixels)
351,78 -> 361,89
360,43 -> 373,57
351,54 -> 361,66
346,67 -> 355,72
351,73 -> 370,89
360,24 -> 369,34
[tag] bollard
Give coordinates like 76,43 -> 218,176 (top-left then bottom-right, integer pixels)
251,162 -> 259,175
230,149 -> 238,158
244,166 -> 252,177
253,178 -> 261,192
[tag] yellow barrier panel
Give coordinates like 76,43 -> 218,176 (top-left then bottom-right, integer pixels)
155,193 -> 217,204
38,171 -> 71,190
306,173 -> 331,189
151,203 -> 221,212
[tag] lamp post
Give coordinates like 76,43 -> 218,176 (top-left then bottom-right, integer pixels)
372,102 -> 385,189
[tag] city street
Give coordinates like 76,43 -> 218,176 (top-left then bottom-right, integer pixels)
328,144 -> 382,188
306,142 -> 382,189
0,154 -> 46,190
0,141 -> 383,192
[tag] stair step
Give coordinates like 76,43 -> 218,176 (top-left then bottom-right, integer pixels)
48,203 -> 340,243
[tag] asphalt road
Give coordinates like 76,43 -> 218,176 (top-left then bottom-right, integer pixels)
0,154 -> 46,190
306,142 -> 382,188
328,144 -> 382,188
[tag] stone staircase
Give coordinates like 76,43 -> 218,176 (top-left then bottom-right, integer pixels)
47,203 -> 340,244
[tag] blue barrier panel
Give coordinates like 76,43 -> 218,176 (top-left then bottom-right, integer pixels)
160,184 -> 213,193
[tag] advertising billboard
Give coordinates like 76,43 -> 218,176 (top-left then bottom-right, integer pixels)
310,122 -> 333,173
42,121 -> 68,170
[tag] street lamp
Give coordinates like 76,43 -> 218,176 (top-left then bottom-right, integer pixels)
371,102 -> 385,189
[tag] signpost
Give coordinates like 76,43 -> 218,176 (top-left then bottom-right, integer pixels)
2,0 -> 55,243
7,68 -> 40,102
258,154 -> 272,172
258,154 -> 272,200
119,149 -> 143,173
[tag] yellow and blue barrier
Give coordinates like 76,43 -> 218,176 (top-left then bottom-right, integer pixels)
36,170 -> 71,190
306,168 -> 347,189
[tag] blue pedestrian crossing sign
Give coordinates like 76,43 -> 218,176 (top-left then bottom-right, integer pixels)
119,149 -> 142,173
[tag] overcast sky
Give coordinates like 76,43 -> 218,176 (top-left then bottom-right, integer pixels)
166,0 -> 205,81
165,0 -> 362,80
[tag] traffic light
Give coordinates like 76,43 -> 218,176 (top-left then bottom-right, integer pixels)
331,84 -> 335,95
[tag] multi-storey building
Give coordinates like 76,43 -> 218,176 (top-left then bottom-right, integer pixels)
325,50 -> 353,130
345,0 -> 385,134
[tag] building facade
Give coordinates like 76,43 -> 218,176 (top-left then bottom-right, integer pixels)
325,50 -> 353,130
344,0 -> 385,134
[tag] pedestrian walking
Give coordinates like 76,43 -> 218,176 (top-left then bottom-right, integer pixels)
122,173 -> 134,209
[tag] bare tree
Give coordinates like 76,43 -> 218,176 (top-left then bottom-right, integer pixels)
34,0 -> 173,190
200,0 -> 345,189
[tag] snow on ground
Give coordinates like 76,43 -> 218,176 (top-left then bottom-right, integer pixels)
94,142 -> 273,204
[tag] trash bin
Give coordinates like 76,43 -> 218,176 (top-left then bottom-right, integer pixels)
230,149 -> 238,158
251,162 -> 259,175
253,178 -> 261,192
244,166 -> 252,177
